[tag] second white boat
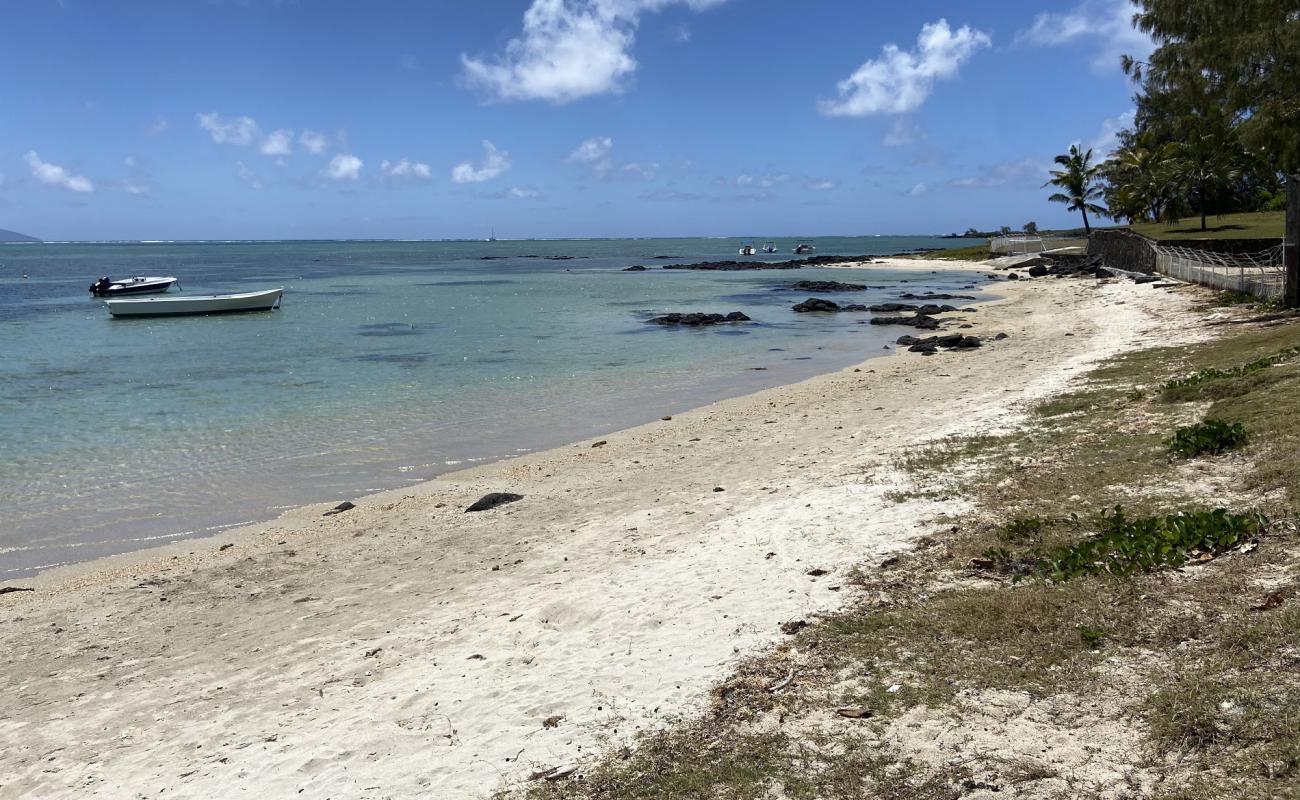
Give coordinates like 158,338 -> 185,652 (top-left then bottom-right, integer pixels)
106,288 -> 283,318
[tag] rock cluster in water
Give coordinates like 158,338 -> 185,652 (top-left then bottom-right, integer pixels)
647,312 -> 752,326
792,297 -> 868,313
786,280 -> 867,292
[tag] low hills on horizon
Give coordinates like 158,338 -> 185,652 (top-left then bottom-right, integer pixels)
0,228 -> 40,243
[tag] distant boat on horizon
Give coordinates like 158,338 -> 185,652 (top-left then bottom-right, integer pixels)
762,241 -> 777,253
738,240 -> 757,256
793,241 -> 816,254
487,226 -> 497,242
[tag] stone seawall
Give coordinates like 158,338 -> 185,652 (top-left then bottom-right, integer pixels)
1088,230 -> 1282,274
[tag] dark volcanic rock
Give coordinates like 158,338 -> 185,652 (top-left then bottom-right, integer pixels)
647,311 -> 752,326
868,315 -> 941,330
323,501 -> 356,516
623,265 -> 647,271
1026,264 -> 1049,278
466,492 -> 524,512
870,302 -> 960,315
787,280 -> 867,292
0,586 -> 34,595
899,292 -> 976,300
869,302 -> 918,313
902,334 -> 982,353
792,297 -> 840,313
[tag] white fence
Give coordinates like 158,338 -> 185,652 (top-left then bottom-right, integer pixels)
990,235 -> 1089,254
1153,244 -> 1285,299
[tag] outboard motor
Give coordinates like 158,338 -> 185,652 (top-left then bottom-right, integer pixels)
89,276 -> 112,296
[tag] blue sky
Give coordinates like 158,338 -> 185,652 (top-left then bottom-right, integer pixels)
0,0 -> 1151,240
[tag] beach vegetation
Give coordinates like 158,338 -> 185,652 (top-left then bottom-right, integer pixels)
507,313 -> 1300,800
1166,419 -> 1248,458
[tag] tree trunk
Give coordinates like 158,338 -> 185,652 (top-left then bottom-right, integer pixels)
1081,207 -> 1091,235
1199,182 -> 1207,231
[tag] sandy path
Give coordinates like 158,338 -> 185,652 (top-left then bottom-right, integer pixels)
0,261 -> 1193,799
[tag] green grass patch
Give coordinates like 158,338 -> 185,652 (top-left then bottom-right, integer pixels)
929,243 -> 991,261
1119,211 -> 1284,241
1167,420 -> 1249,458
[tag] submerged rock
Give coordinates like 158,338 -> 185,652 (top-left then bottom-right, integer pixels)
787,280 -> 867,292
792,297 -> 840,313
647,311 -> 751,326
623,265 -> 647,271
868,315 -> 942,330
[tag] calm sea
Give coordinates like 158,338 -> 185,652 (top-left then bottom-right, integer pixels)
0,237 -> 988,577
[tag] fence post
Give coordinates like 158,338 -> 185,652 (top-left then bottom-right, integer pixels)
1286,173 -> 1300,307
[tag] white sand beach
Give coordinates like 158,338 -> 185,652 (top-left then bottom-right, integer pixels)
0,260 -> 1197,799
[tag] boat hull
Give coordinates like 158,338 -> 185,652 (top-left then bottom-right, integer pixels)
89,276 -> 178,297
106,288 -> 283,318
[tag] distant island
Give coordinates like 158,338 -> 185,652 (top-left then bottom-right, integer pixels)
0,228 -> 40,243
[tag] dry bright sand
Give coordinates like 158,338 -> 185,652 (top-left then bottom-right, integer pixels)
0,260 -> 1194,799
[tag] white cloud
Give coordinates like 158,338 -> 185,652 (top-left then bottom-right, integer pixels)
124,155 -> 138,169
1016,0 -> 1154,73
196,112 -> 261,146
299,130 -> 328,155
883,117 -> 923,147
735,172 -> 789,189
123,181 -> 148,195
1087,109 -> 1135,156
508,186 -> 541,198
908,182 -> 928,196
25,150 -> 94,192
144,117 -> 170,136
235,160 -> 262,190
804,178 -> 839,191
260,129 -> 294,156
451,140 -> 511,183
948,158 -> 1050,189
323,153 -> 364,181
621,161 -> 659,180
380,158 -> 434,180
461,0 -> 728,103
569,135 -> 614,166
819,19 -> 991,117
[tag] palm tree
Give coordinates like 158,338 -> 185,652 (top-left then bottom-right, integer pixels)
1102,133 -> 1177,223
1168,128 -> 1244,232
1045,145 -> 1107,234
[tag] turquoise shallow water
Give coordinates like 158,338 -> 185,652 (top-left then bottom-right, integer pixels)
0,237 -> 989,576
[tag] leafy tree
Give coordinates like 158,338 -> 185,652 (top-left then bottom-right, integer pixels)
1101,131 -> 1177,223
1126,0 -> 1300,175
1166,113 -> 1247,230
1045,145 -> 1107,234
1023,221 -> 1038,234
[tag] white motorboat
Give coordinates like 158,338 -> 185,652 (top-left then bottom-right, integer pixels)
793,241 -> 816,254
762,241 -> 777,253
106,288 -> 283,318
89,275 -> 178,297
738,240 -> 757,255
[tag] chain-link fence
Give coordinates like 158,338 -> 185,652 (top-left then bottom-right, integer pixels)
990,235 -> 1089,254
1153,244 -> 1285,299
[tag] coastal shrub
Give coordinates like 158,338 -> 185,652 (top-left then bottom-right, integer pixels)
1032,506 -> 1262,582
1076,624 -> 1107,649
1167,420 -> 1248,458
1213,290 -> 1257,306
997,516 -> 1045,543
